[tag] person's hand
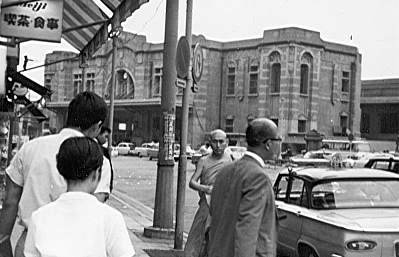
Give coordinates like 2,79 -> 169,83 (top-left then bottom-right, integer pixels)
205,185 -> 213,195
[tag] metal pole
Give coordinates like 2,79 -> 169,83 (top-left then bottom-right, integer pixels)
174,0 -> 192,249
108,35 -> 118,149
145,0 -> 179,238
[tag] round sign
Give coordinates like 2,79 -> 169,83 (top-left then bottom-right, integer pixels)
175,36 -> 191,79
192,43 -> 203,84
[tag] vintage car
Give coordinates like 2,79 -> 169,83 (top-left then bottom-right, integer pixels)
274,166 -> 399,257
289,150 -> 333,167
364,156 -> 399,174
130,142 -> 156,157
115,142 -> 135,155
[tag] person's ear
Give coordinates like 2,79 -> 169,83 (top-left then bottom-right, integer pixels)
264,139 -> 271,151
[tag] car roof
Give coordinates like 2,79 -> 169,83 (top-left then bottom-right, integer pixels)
279,167 -> 399,182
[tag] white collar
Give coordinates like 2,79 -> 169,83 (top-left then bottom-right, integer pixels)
59,128 -> 85,137
244,151 -> 266,168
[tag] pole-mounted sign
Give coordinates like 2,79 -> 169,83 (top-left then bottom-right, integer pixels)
191,43 -> 203,92
175,36 -> 190,79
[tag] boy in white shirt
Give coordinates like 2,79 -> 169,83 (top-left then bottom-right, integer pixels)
24,137 -> 135,257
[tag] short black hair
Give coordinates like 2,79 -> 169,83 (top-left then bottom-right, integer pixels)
100,126 -> 111,134
56,137 -> 103,181
66,91 -> 108,130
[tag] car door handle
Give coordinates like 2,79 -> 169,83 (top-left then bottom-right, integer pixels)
277,214 -> 287,220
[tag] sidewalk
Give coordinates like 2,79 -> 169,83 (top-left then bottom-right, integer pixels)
109,190 -> 186,257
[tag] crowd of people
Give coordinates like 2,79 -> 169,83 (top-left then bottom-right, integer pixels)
0,91 -> 282,257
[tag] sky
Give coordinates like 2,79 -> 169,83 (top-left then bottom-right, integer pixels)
18,0 -> 399,86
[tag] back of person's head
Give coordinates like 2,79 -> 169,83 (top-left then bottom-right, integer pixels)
66,91 -> 108,131
246,118 -> 278,147
56,137 -> 103,182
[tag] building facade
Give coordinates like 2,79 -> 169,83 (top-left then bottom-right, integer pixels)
361,78 -> 399,141
44,27 -> 362,151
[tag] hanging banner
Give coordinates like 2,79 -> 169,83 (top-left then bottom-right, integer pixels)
0,0 -> 64,42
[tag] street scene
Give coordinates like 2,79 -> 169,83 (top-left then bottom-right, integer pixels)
0,0 -> 399,257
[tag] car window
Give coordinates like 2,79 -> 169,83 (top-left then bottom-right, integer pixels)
275,176 -> 288,201
288,177 -> 307,207
312,179 -> 399,209
370,161 -> 390,170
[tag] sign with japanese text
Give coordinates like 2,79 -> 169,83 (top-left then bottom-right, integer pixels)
163,113 -> 175,161
0,0 -> 63,42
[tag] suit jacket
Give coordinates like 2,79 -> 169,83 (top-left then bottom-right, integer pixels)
208,155 -> 277,257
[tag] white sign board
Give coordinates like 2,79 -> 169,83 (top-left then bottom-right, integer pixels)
0,0 -> 64,42
0,45 -> 6,95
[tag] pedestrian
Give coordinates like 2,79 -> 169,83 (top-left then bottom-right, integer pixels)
184,129 -> 233,257
24,137 -> 135,257
0,92 -> 111,257
96,126 -> 114,193
208,118 -> 281,257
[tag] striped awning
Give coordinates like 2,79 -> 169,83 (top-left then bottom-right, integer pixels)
63,0 -> 148,56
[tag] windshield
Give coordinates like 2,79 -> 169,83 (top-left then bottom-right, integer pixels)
322,141 -> 371,153
311,179 -> 399,209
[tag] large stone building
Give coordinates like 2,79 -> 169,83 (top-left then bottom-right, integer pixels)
44,27 -> 362,151
361,78 -> 399,141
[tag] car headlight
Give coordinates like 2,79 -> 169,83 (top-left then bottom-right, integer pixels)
346,240 -> 377,250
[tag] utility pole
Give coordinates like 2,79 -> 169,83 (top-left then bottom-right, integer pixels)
174,0 -> 193,249
144,0 -> 179,239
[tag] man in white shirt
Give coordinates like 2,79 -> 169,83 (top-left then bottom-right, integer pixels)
0,92 -> 111,257
24,137 -> 134,257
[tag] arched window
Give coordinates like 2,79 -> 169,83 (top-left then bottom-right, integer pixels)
249,62 -> 259,95
300,52 -> 313,95
106,70 -> 134,100
227,62 -> 236,95
300,64 -> 309,94
271,63 -> 281,93
269,51 -> 281,93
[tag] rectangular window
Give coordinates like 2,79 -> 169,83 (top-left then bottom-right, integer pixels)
340,116 -> 348,134
271,63 -> 281,93
153,67 -> 163,96
249,65 -> 258,94
73,74 -> 82,96
298,120 -> 306,133
300,65 -> 309,94
225,118 -> 234,133
227,67 -> 235,95
86,72 -> 95,91
341,71 -> 350,92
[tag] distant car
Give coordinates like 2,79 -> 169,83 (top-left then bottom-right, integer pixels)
116,142 -> 135,155
173,144 -> 195,161
147,143 -> 160,160
110,146 -> 119,157
365,156 -> 399,174
289,150 -> 333,167
130,142 -> 156,157
226,146 -> 246,160
274,166 -> 399,257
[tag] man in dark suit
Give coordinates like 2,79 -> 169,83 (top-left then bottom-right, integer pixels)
208,118 -> 281,257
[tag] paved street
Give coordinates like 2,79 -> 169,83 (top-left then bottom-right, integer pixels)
111,155 -> 282,233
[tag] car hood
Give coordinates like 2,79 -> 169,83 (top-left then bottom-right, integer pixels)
316,208 -> 399,232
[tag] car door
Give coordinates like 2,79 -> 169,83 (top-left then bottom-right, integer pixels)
275,175 -> 308,257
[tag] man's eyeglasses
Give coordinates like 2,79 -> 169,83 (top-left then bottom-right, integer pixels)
263,137 -> 282,143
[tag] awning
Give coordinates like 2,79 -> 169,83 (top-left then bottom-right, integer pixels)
63,0 -> 149,58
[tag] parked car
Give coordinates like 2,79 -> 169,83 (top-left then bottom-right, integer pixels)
130,142 -> 156,157
274,165 -> 399,257
289,149 -> 333,167
110,146 -> 119,157
115,142 -> 135,155
226,146 -> 246,160
173,144 -> 196,161
147,143 -> 159,160
365,156 -> 399,174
